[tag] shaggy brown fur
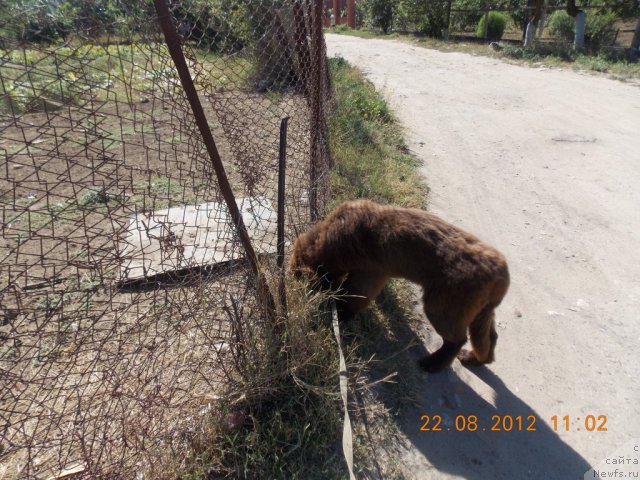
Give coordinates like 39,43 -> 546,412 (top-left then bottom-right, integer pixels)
290,200 -> 510,373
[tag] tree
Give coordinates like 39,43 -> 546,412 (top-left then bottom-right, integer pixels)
395,0 -> 447,37
364,0 -> 395,34
602,0 -> 639,18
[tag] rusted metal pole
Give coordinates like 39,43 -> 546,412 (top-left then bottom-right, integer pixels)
309,0 -> 323,222
277,117 -> 289,315
153,0 -> 276,317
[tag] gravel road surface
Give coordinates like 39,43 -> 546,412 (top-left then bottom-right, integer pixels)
326,34 -> 640,479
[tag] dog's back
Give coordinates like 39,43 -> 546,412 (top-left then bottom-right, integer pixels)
307,200 -> 508,289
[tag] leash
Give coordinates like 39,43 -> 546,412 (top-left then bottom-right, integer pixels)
330,300 -> 356,480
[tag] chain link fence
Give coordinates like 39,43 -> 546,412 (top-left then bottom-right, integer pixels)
0,0 -> 330,477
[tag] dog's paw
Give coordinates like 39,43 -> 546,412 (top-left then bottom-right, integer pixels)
336,306 -> 355,323
457,349 -> 482,366
418,354 -> 449,373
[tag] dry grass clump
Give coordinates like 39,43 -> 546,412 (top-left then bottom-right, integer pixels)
163,280 -> 351,479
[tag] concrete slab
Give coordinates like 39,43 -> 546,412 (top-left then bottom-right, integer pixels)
118,197 -> 277,282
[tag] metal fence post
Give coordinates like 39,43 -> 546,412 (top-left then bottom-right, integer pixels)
277,117 -> 289,315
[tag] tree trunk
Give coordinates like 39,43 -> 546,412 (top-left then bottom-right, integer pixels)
347,0 -> 355,28
632,17 -> 640,50
524,20 -> 536,46
566,0 -> 585,51
574,11 -> 586,50
536,0 -> 548,37
523,0 -> 543,46
566,0 -> 581,17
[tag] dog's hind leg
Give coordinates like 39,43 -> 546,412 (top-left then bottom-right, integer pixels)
458,305 -> 498,366
419,299 -> 470,373
418,338 -> 467,373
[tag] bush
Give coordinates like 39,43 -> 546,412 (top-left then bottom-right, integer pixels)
450,0 -> 484,32
548,10 -> 575,43
416,1 -> 448,38
548,10 -> 618,50
585,12 -> 617,49
0,0 -> 257,50
389,0 -> 447,38
425,2 -> 448,38
0,1 -> 73,43
363,0 -> 395,34
501,42 -> 574,61
392,1 -> 412,32
475,11 -> 508,40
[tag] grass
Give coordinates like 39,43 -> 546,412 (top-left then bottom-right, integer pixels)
129,175 -> 201,212
170,284 -> 348,480
5,187 -> 126,232
328,26 -> 640,82
500,43 -> 640,80
169,57 -> 428,479
0,43 -> 255,113
327,57 -> 428,478
326,24 -> 401,40
4,176 -> 199,234
328,56 -> 426,209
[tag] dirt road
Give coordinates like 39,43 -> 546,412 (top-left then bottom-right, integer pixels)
326,34 -> 640,479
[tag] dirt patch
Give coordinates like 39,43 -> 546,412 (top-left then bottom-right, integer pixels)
1,79 -> 313,477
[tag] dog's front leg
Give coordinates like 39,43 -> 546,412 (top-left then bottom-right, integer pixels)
418,339 -> 467,373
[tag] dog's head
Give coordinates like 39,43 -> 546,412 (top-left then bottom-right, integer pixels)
289,232 -> 316,279
289,232 -> 339,293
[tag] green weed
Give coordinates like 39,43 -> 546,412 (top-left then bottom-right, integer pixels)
5,187 -> 126,232
501,43 -> 640,79
128,175 -> 201,212
0,43 -> 256,113
328,57 -> 426,209
326,25 -> 400,39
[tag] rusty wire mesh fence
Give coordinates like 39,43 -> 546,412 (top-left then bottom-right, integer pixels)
0,0 -> 331,477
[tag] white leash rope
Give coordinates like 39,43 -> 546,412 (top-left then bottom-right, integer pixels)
331,300 -> 356,480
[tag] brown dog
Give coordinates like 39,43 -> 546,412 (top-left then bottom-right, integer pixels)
289,200 -> 510,372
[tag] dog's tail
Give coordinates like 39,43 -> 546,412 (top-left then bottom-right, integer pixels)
469,269 -> 509,364
468,304 -> 498,364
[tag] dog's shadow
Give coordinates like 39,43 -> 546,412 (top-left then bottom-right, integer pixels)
341,285 -> 592,480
